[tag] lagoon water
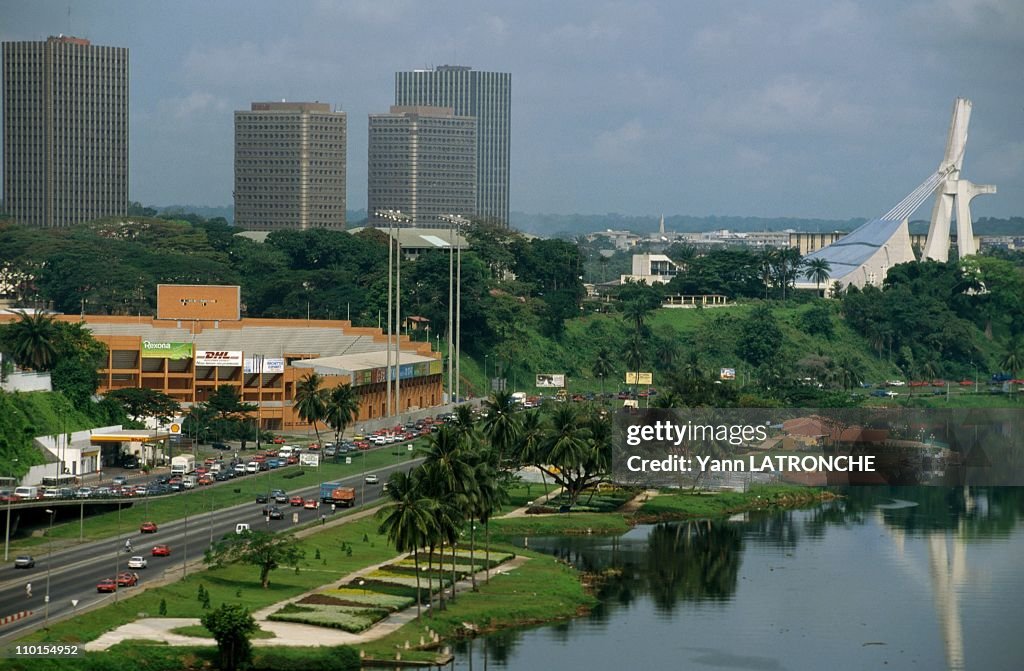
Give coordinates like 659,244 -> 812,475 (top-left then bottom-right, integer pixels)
447,488 -> 1024,670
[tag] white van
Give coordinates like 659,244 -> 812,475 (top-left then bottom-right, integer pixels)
235,523 -> 251,535
245,462 -> 259,474
42,487 -> 60,499
14,486 -> 39,500
278,445 -> 296,458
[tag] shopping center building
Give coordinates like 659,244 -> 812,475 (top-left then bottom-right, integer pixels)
2,284 -> 442,432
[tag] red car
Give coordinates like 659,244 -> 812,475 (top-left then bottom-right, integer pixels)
140,521 -> 158,533
289,496 -> 304,507
303,498 -> 318,509
116,572 -> 138,587
152,544 -> 171,556
272,436 -> 286,444
96,578 -> 118,593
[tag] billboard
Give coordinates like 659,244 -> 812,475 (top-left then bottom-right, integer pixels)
299,453 -> 320,468
244,357 -> 285,374
196,350 -> 243,367
720,368 -> 737,381
156,284 -> 240,321
141,341 -> 193,359
625,372 -> 654,385
536,374 -> 566,388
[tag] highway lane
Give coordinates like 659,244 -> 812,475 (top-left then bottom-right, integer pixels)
0,457 -> 420,645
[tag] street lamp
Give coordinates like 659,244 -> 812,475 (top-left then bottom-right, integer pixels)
439,214 -> 470,404
4,457 -> 17,562
44,509 -> 54,627
484,354 -> 490,394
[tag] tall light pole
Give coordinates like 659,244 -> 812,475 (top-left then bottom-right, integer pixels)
376,209 -> 412,418
44,508 -> 54,628
440,214 -> 469,404
4,457 -> 17,562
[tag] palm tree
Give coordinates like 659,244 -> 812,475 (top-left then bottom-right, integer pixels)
624,333 -> 646,398
1001,337 -> 1024,397
5,310 -> 59,370
482,390 -> 521,469
472,464 -> 509,585
759,249 -> 776,299
293,372 -> 327,445
803,258 -> 832,296
592,348 -> 615,399
324,383 -> 359,455
621,298 -> 653,335
513,410 -> 549,493
377,470 -> 434,618
542,405 -> 593,506
654,336 -> 680,373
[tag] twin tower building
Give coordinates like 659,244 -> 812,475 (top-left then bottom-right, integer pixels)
2,36 -> 509,230
235,66 -> 511,230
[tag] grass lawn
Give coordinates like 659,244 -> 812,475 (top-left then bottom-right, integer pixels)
170,623 -> 277,639
498,480 -> 558,513
489,511 -> 631,537
360,544 -> 596,663
637,483 -> 835,519
18,515 -> 401,645
12,445 -> 422,552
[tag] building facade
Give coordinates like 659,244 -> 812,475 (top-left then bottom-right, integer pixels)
234,101 -> 346,231
395,66 -> 510,225
367,106 -> 476,228
2,36 -> 128,228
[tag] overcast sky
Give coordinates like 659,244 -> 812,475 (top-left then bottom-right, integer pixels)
2,0 -> 1022,220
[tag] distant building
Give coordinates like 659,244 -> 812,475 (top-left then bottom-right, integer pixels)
2,36 -> 128,228
367,106 -> 476,229
621,254 -> 681,284
234,101 -> 346,231
395,66 -> 511,225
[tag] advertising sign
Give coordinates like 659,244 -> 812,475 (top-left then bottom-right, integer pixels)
536,374 -> 566,388
141,341 -> 193,359
244,357 -> 285,374
625,372 -> 654,385
429,359 -> 443,375
720,368 -> 737,381
196,350 -> 243,367
299,453 -> 320,468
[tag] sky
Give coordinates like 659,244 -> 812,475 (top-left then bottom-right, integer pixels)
1,0 -> 1022,221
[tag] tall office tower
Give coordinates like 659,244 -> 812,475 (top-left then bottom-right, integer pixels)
3,36 -> 128,228
395,66 -> 510,225
368,106 -> 476,228
234,101 -> 346,230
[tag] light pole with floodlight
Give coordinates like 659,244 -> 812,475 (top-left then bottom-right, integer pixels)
44,508 -> 54,627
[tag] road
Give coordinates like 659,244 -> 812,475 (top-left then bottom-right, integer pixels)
0,458 -> 419,645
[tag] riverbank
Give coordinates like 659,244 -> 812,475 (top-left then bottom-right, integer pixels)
633,483 -> 839,523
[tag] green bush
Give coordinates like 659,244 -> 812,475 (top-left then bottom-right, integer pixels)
253,646 -> 360,671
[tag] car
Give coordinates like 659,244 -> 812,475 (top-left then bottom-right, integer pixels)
290,495 -> 304,506
152,544 -> 171,556
75,486 -> 93,498
272,436 -> 287,444
271,489 -> 288,503
214,471 -> 232,482
265,506 -> 284,520
212,442 -> 230,451
112,475 -> 128,486
140,521 -> 158,533
235,523 -> 251,534
255,493 -> 269,504
245,462 -> 260,474
97,578 -> 118,593
14,555 -> 35,569
324,447 -> 336,457
233,463 -> 247,475
364,474 -> 379,485
116,571 -> 138,587
127,555 -> 148,569
303,498 -> 318,509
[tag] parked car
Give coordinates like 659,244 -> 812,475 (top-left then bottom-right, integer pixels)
96,578 -> 118,593
140,521 -> 158,533
14,555 -> 35,569
152,544 -> 171,556
127,556 -> 147,569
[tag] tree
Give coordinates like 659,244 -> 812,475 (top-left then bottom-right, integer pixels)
803,258 -> 832,295
293,372 -> 327,444
592,348 -> 616,398
3,310 -> 58,370
738,305 -> 783,367
378,470 -> 435,617
106,388 -> 181,424
200,603 -> 257,671
481,390 -> 521,468
324,383 -> 359,454
529,405 -> 609,506
204,530 -> 305,589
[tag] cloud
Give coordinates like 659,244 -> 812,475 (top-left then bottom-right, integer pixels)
171,91 -> 229,120
592,120 -> 648,163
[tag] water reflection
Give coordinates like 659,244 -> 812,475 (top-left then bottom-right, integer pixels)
443,487 -> 1024,670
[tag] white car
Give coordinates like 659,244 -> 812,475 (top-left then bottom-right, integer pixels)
886,380 -> 906,387
364,474 -> 380,485
127,556 -> 147,569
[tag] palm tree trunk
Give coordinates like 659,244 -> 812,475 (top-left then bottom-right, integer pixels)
437,544 -> 447,611
485,521 -> 492,584
450,543 -> 458,603
470,516 -> 478,591
426,543 -> 434,616
413,547 -> 422,619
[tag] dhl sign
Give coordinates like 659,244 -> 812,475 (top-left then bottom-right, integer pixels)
195,350 -> 243,367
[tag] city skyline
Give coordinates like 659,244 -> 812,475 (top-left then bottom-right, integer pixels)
0,1 -> 1022,221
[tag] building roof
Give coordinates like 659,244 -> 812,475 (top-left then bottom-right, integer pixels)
292,350 -> 437,376
801,218 -> 903,280
347,227 -> 469,249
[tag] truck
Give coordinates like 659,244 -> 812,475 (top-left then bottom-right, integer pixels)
319,482 -> 356,507
170,455 -> 196,476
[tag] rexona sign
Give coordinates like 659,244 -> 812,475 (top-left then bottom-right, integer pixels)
195,350 -> 243,367
141,341 -> 194,359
